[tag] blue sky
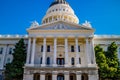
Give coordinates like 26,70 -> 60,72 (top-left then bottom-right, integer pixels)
0,0 -> 120,35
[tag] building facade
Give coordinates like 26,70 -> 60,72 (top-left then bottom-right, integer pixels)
0,0 -> 120,80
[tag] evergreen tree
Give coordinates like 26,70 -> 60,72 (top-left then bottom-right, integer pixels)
105,42 -> 119,79
95,42 -> 120,79
95,45 -> 108,79
5,38 -> 27,80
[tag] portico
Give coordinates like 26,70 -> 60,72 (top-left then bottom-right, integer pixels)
25,36 -> 95,67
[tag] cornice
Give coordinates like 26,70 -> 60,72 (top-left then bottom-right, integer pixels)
0,34 -> 28,39
94,35 -> 120,39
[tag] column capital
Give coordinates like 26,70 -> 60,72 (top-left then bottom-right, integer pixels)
64,71 -> 69,75
86,37 -> 89,40
43,36 -> 46,38
54,36 -> 57,38
76,71 -> 82,75
75,36 -> 78,39
64,36 -> 68,39
88,70 -> 98,75
40,71 -> 46,75
32,37 -> 36,39
52,71 -> 58,75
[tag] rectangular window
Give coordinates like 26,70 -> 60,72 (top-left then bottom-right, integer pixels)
0,48 -> 3,54
78,46 -> 80,52
71,46 -> 74,52
47,45 -> 50,52
41,45 -> 43,52
9,48 -> 12,54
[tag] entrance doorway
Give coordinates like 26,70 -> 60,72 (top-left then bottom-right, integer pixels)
45,73 -> 52,80
33,73 -> 40,80
82,73 -> 88,80
57,58 -> 64,65
57,74 -> 64,80
70,73 -> 76,80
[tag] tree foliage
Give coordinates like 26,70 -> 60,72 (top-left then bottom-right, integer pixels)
95,42 -> 120,79
95,45 -> 108,79
5,38 -> 27,80
105,42 -> 119,79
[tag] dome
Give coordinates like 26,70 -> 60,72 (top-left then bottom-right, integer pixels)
42,0 -> 79,24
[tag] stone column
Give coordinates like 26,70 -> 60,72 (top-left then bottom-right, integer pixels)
3,44 -> 9,68
40,74 -> 45,80
65,38 -> 69,67
52,71 -> 57,80
31,38 -> 36,65
41,37 -> 46,67
26,38 -> 31,64
88,74 -> 98,80
86,38 -> 90,65
48,18 -> 50,23
23,73 -> 33,80
76,71 -> 82,80
53,37 -> 57,66
64,71 -> 69,80
75,37 -> 80,67
88,70 -> 99,80
52,17 -> 54,21
91,38 -> 96,64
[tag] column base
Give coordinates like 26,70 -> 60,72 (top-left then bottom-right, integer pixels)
25,64 -> 34,67
64,64 -> 69,67
41,64 -> 46,67
23,73 -> 33,80
88,64 -> 97,67
76,64 -> 81,67
53,64 -> 57,67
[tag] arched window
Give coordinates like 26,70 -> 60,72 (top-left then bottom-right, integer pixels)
71,57 -> 74,65
57,74 -> 64,80
47,57 -> 50,65
79,58 -> 81,64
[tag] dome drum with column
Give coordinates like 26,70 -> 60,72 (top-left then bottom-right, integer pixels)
42,0 -> 79,24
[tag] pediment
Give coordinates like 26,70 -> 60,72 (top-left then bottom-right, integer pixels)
29,21 -> 93,31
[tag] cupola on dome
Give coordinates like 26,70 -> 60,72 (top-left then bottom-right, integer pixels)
49,0 -> 68,7
42,0 -> 79,24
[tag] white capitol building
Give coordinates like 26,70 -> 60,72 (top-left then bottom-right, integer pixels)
0,0 -> 120,80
